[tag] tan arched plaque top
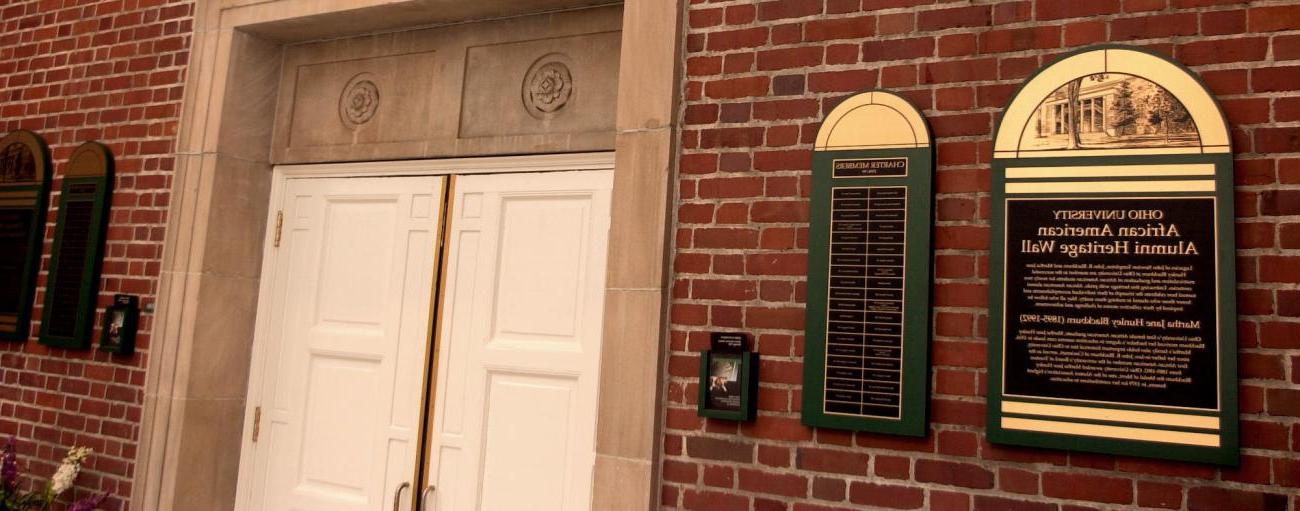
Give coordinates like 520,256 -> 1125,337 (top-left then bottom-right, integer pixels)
65,141 -> 112,177
815,91 -> 931,151
0,130 -> 51,186
994,46 -> 1230,159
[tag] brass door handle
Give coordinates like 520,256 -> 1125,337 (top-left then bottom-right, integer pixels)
392,482 -> 410,511
419,484 -> 437,511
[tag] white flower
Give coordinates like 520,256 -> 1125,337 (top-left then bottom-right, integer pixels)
48,446 -> 92,497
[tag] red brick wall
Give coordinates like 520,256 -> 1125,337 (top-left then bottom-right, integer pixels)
0,1 -> 193,509
666,1 -> 1300,510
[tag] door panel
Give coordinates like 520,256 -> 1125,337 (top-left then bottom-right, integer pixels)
242,176 -> 444,511
427,170 -> 613,511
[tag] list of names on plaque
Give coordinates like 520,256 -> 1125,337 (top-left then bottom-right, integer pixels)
823,186 -> 907,419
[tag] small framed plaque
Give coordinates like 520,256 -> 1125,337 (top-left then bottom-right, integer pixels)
988,45 -> 1238,464
0,130 -> 52,342
802,90 -> 933,437
39,141 -> 113,349
698,332 -> 758,421
99,294 -> 138,355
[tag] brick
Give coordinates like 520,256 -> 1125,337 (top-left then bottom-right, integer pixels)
1042,472 -> 1133,504
1257,126 -> 1300,153
877,12 -> 914,35
686,436 -> 755,463
1266,388 -> 1300,416
725,4 -> 756,24
873,455 -> 910,479
705,76 -> 771,99
917,5 -> 991,31
683,489 -> 749,511
796,447 -> 869,476
663,460 -> 700,484
938,34 -> 977,58
811,476 -> 845,501
707,27 -> 770,51
922,58 -> 998,84
1275,34 -> 1300,60
758,46 -> 823,71
1253,66 -> 1300,93
805,16 -> 875,41
1187,487 -> 1291,511
738,468 -> 807,497
808,69 -> 878,93
998,468 -> 1038,495
862,37 -> 933,61
1260,322 -> 1300,349
973,496 -> 1056,511
847,482 -> 924,509
1200,9 -> 1246,35
979,26 -> 1060,53
931,491 -> 971,511
1112,13 -> 1198,40
1036,0 -> 1120,20
757,0 -> 823,21
1176,37 -> 1268,65
1259,256 -> 1300,283
1248,5 -> 1300,32
916,459 -> 994,489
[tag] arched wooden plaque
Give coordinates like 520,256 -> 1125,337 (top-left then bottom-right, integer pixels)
802,90 -> 933,436
0,130 -> 52,341
988,45 -> 1236,464
39,141 -> 114,349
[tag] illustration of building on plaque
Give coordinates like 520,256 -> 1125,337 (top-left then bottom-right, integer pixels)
1022,73 -> 1200,151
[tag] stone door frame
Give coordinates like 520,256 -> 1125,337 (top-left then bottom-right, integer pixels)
130,2 -> 681,510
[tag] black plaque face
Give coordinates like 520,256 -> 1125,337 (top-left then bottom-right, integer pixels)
46,199 -> 96,338
1002,197 -> 1218,409
823,186 -> 907,419
0,210 -> 34,314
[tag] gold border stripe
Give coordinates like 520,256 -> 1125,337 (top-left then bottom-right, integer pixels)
1005,180 -> 1214,194
996,146 -> 1230,159
1003,417 -> 1220,447
0,190 -> 38,199
1006,164 -> 1215,179
1003,401 -> 1219,430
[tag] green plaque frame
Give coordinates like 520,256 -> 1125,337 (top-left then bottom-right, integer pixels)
0,130 -> 52,342
988,45 -> 1237,464
39,141 -> 114,349
802,90 -> 933,436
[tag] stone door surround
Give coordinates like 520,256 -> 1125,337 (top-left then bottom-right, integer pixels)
131,1 -> 680,510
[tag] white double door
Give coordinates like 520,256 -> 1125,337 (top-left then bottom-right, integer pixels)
237,167 -> 612,511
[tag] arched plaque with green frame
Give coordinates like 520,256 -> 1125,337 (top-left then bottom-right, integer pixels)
0,130 -> 53,342
988,45 -> 1237,464
802,90 -> 933,436
39,141 -> 114,349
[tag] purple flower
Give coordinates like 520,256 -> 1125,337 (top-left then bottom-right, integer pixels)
1,437 -> 17,494
66,492 -> 108,511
